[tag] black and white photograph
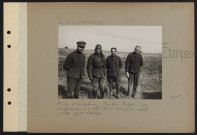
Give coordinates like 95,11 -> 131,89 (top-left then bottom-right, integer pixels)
58,26 -> 162,99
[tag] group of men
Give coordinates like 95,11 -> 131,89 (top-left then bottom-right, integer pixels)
63,41 -> 143,99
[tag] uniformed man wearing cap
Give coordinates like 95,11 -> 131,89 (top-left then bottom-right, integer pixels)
87,44 -> 107,99
63,41 -> 86,99
125,45 -> 143,98
106,47 -> 123,99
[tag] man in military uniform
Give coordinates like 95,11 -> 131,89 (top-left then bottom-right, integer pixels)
63,41 -> 86,99
125,45 -> 143,97
106,47 -> 122,99
87,44 -> 107,99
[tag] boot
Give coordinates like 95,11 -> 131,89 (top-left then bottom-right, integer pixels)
101,91 -> 104,99
74,93 -> 79,99
93,90 -> 97,99
127,86 -> 130,97
109,91 -> 112,99
100,86 -> 105,99
133,87 -> 137,97
116,91 -> 119,99
116,85 -> 120,99
97,89 -> 101,99
109,84 -> 112,99
92,86 -> 97,99
131,87 -> 136,98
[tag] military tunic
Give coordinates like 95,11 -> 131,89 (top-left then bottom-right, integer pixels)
63,50 -> 85,98
87,53 -> 107,99
106,55 -> 122,84
106,55 -> 122,98
87,53 -> 106,79
106,55 -> 122,77
63,50 -> 85,79
125,52 -> 143,74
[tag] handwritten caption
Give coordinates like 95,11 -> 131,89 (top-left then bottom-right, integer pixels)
56,101 -> 149,117
57,16 -> 104,25
169,5 -> 184,10
170,94 -> 181,100
163,43 -> 193,63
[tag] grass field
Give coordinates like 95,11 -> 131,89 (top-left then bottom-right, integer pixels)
58,48 -> 162,99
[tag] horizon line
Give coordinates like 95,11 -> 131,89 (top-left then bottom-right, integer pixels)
58,48 -> 162,54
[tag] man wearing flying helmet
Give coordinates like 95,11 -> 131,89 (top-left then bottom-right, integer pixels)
87,44 -> 107,99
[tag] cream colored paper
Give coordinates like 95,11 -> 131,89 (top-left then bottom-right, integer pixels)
4,3 -> 18,132
3,2 -> 27,132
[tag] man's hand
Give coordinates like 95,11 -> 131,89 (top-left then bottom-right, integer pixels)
89,76 -> 93,81
126,72 -> 129,78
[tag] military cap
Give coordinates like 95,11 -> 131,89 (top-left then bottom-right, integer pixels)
77,41 -> 86,48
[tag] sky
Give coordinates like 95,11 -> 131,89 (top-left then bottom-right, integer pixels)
59,26 -> 162,53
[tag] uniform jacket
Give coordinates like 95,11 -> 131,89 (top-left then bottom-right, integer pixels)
106,55 -> 122,77
63,50 -> 85,79
125,52 -> 143,74
87,53 -> 106,79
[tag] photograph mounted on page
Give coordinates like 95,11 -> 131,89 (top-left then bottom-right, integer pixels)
58,26 -> 162,99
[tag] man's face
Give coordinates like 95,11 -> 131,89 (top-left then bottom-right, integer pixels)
111,48 -> 117,56
134,46 -> 141,53
95,48 -> 101,54
77,45 -> 84,53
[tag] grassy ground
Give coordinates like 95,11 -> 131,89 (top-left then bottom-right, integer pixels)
58,48 -> 162,99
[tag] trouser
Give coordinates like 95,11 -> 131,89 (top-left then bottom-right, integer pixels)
67,77 -> 82,99
107,76 -> 120,98
91,77 -> 106,99
128,72 -> 140,96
